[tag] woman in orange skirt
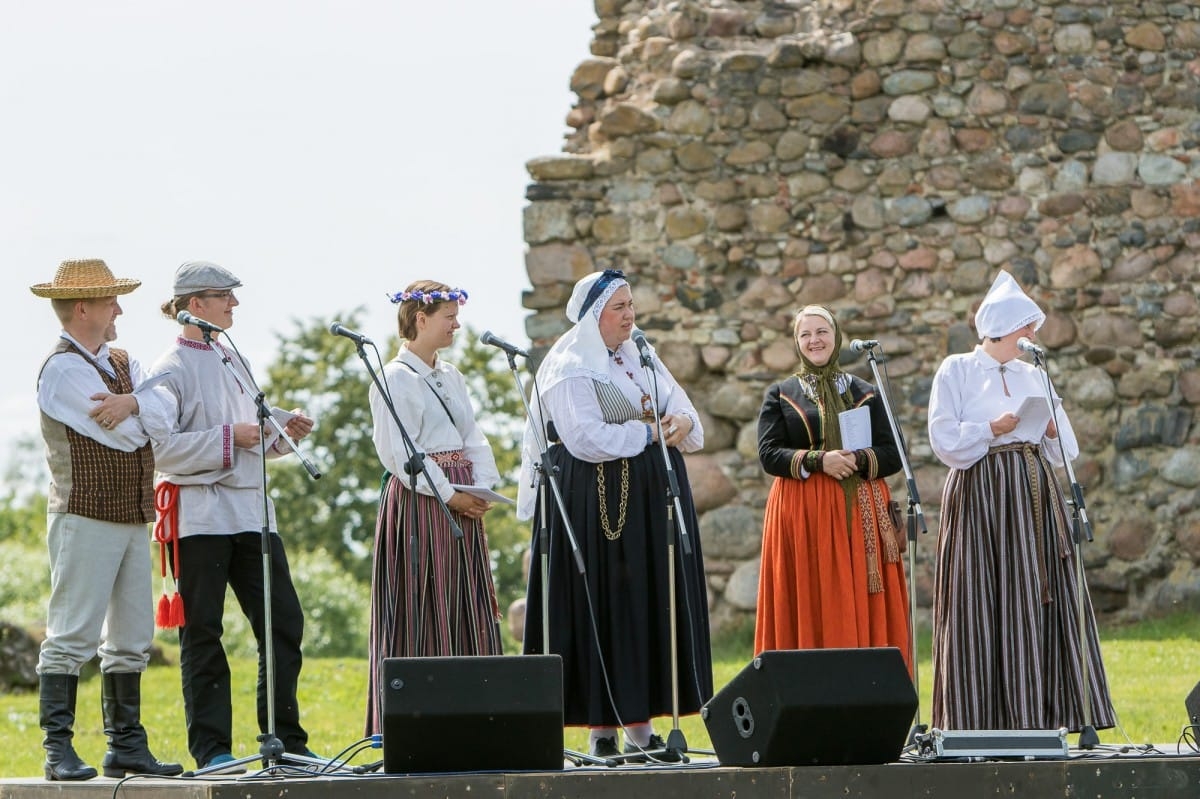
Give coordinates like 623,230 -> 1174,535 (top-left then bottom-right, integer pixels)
754,305 -> 911,673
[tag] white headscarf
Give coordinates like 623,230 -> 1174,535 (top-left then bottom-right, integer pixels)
535,269 -> 630,394
518,269 -> 657,518
974,270 -> 1045,340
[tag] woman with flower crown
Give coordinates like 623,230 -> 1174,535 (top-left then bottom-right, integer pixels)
517,269 -> 712,760
363,279 -> 503,736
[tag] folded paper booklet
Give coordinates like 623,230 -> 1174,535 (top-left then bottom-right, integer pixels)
838,405 -> 872,450
1012,395 -> 1059,442
263,407 -> 298,453
451,484 -> 515,505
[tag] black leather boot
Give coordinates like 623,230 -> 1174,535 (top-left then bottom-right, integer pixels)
39,673 -> 98,781
100,671 -> 183,777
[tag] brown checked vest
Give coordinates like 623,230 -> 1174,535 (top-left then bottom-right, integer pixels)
38,339 -> 155,524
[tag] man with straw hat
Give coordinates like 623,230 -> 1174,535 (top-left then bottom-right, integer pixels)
32,259 -> 183,781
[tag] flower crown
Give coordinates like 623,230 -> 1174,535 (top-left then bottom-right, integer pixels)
387,288 -> 469,305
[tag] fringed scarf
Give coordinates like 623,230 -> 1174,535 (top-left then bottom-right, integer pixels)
795,307 -> 860,523
795,306 -> 900,593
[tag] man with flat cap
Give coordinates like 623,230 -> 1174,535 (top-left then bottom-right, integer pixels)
32,259 -> 182,781
150,261 -> 317,770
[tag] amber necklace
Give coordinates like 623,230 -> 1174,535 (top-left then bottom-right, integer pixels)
611,350 -> 654,418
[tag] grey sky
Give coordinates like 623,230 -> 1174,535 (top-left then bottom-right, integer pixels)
2,1 -> 595,464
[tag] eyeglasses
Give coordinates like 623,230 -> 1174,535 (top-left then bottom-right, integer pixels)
199,290 -> 236,301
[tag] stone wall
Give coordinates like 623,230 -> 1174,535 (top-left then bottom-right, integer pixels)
521,0 -> 1200,628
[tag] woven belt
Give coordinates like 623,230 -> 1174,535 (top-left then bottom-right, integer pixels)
429,450 -> 470,468
989,442 -> 1049,603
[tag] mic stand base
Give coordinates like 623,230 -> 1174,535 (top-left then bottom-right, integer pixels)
185,744 -> 354,777
1076,724 -> 1100,750
563,748 -> 618,767
184,734 -> 282,777
907,722 -> 929,748
662,727 -> 714,762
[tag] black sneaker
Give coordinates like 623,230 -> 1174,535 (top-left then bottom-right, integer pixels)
624,733 -> 682,763
591,736 -> 620,758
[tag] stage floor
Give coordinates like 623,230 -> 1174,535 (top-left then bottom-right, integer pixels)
3,747 -> 1200,799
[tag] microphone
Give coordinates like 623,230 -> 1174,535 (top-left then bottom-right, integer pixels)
329,321 -> 373,347
1017,337 -> 1044,356
479,330 -> 528,358
631,329 -> 653,364
176,310 -> 224,333
850,339 -> 879,353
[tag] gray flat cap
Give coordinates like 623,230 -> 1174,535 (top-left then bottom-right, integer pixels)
174,260 -> 243,295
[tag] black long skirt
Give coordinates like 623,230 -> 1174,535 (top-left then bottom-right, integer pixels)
523,443 -> 713,727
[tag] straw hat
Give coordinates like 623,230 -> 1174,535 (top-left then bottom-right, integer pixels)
30,259 -> 141,299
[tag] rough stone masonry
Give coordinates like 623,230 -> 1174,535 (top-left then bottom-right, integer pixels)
522,0 -> 1200,629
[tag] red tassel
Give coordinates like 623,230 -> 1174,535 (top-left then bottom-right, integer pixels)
169,592 -> 186,627
154,481 -> 185,629
156,594 -> 171,628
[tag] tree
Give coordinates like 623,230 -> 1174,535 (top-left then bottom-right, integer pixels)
260,308 -> 382,582
262,311 -> 534,611
0,437 -> 48,549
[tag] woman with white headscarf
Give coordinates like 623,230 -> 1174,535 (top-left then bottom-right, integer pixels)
518,269 -> 712,760
928,270 -> 1114,731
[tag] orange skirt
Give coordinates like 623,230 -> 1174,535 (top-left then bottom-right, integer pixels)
754,474 -> 912,675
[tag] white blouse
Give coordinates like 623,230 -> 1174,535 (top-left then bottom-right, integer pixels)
540,339 -> 703,464
38,332 -> 174,452
370,345 -> 499,501
927,346 -> 1078,471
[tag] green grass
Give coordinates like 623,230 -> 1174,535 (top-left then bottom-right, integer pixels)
3,615 -> 1199,778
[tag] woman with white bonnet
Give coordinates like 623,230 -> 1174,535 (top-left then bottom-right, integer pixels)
927,270 -> 1115,731
518,269 -> 712,760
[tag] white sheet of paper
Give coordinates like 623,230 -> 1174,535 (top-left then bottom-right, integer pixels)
263,407 -> 298,452
838,405 -> 872,450
1012,395 -> 1057,442
134,371 -> 172,394
451,483 -> 516,505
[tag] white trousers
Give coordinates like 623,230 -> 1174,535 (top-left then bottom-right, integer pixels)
38,512 -> 154,675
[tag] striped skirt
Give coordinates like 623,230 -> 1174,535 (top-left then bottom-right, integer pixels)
931,444 -> 1115,731
364,452 -> 503,735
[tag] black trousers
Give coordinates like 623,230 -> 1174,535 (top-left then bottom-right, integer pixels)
172,532 -> 308,766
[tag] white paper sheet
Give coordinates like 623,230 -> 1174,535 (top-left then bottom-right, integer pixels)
134,371 -> 172,394
1012,395 -> 1058,442
263,407 -> 298,452
451,483 -> 516,505
838,405 -> 872,450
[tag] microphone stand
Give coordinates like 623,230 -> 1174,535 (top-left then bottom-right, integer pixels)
497,348 -> 603,766
636,341 -> 709,764
185,328 -> 333,777
1029,349 -> 1100,750
349,340 -> 463,661
860,345 -> 928,745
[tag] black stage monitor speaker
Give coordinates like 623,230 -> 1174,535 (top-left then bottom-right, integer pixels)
382,654 -> 564,773
1186,680 -> 1200,726
702,647 -> 917,767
